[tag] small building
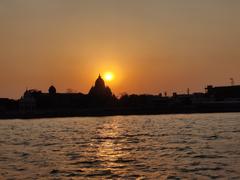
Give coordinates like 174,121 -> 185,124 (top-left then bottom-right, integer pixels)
206,85 -> 240,100
19,90 -> 38,112
48,85 -> 57,95
0,98 -> 18,112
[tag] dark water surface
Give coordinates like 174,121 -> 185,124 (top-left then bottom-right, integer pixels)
0,113 -> 240,179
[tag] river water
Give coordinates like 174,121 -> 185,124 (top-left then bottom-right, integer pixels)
0,113 -> 240,179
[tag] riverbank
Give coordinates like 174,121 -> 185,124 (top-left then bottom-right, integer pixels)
1,105 -> 240,119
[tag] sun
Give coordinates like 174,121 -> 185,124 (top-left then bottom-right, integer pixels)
104,72 -> 114,82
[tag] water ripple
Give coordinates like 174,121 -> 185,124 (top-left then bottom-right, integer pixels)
0,113 -> 240,179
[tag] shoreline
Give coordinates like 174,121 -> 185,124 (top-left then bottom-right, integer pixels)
1,108 -> 240,120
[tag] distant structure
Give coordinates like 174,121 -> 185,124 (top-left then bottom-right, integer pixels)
206,85 -> 240,99
48,85 -> 56,95
9,72 -> 240,118
0,98 -> 18,112
19,89 -> 39,111
88,74 -> 113,98
87,74 -> 116,106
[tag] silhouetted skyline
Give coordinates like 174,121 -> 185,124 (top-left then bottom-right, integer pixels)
1,74 -> 240,119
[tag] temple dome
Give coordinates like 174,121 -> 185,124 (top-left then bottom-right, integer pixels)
95,74 -> 105,89
48,85 -> 56,95
88,74 -> 112,97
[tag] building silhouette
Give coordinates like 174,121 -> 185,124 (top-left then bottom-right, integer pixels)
206,85 -> 240,100
18,75 -> 116,111
88,74 -> 113,97
88,74 -> 116,106
19,89 -> 40,112
48,85 -> 56,95
3,75 -> 240,119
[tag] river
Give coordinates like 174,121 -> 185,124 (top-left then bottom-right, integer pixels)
0,113 -> 240,179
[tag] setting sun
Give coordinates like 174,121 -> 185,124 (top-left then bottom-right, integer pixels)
104,72 -> 114,82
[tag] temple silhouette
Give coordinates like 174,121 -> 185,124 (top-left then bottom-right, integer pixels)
1,75 -> 240,119
89,74 -> 112,97
88,74 -> 116,106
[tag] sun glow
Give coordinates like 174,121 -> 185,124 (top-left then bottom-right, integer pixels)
104,72 -> 114,82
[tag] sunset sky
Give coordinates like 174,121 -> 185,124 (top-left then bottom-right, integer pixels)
1,0 -> 240,99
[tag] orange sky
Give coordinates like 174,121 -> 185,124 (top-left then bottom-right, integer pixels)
0,1 -> 240,99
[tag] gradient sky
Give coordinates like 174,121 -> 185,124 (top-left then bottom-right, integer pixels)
1,0 -> 240,99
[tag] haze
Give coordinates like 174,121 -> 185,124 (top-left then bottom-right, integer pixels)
1,0 -> 240,99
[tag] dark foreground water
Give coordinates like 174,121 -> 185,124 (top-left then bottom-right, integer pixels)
0,113 -> 240,179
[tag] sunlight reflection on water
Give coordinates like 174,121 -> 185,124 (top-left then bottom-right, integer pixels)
0,113 -> 240,179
